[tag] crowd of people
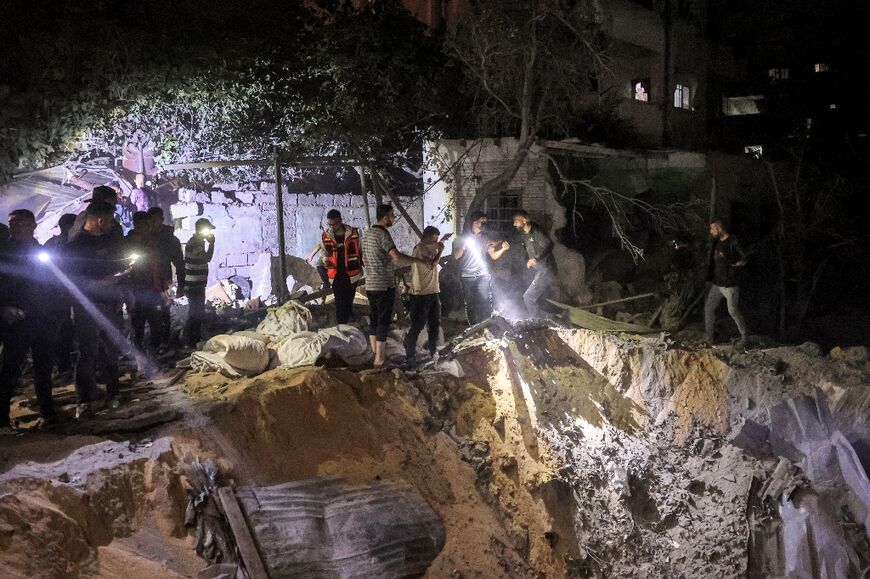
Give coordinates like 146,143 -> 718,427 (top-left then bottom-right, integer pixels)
0,185 -> 216,432
1,188 -> 750,431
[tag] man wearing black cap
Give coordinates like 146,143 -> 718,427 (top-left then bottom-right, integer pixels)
182,218 -> 216,348
0,210 -> 59,432
65,201 -> 128,414
68,185 -> 124,242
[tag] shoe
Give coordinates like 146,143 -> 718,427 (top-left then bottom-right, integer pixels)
0,425 -> 17,436
404,357 -> 418,369
75,403 -> 93,420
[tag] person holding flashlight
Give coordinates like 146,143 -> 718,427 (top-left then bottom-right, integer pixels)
183,218 -> 216,348
65,201 -> 128,414
125,211 -> 165,355
0,209 -> 58,431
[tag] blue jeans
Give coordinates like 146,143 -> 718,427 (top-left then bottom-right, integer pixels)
460,275 -> 492,325
704,285 -> 748,340
523,268 -> 555,319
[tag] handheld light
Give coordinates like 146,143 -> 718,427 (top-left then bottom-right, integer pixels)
37,251 -> 51,263
128,253 -> 140,263
199,226 -> 215,236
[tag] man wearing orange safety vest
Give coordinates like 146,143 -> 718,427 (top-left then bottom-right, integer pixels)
321,209 -> 362,324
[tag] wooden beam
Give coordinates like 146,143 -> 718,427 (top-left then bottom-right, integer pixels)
274,147 -> 288,304
355,166 -> 372,228
217,487 -> 270,579
577,292 -> 657,310
162,156 -> 361,171
370,170 -> 424,239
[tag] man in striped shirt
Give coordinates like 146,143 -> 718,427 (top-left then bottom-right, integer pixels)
181,218 -> 215,348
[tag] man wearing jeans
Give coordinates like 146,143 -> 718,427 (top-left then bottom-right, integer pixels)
403,226 -> 450,366
513,210 -> 556,319
452,211 -> 509,325
362,204 -> 433,367
704,219 -> 749,347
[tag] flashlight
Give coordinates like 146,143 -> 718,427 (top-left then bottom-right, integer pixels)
199,226 -> 215,236
128,253 -> 140,263
37,251 -> 51,263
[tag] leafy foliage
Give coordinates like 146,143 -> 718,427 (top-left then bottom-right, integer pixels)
0,0 -> 463,185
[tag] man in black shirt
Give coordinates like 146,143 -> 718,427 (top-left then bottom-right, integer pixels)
704,219 -> 749,346
66,201 -> 129,412
0,210 -> 58,431
513,210 -> 556,319
148,206 -> 184,347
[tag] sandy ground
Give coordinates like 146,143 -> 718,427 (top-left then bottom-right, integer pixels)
0,327 -> 867,578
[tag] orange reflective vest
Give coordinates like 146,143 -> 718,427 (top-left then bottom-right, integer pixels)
322,227 -> 362,279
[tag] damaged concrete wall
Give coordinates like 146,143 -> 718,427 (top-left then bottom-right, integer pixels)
173,183 -> 423,285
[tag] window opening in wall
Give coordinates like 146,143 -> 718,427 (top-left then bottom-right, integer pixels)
482,190 -> 522,233
768,68 -> 789,83
632,79 -> 651,102
744,145 -> 763,159
674,83 -> 692,109
814,63 -> 829,73
722,95 -> 765,116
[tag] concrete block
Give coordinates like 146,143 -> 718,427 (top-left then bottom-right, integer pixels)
225,252 -> 248,268
235,191 -> 255,205
171,202 -> 201,219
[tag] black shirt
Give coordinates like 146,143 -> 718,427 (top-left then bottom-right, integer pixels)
66,232 -> 126,303
521,224 -> 555,271
0,239 -> 55,318
709,236 -> 746,287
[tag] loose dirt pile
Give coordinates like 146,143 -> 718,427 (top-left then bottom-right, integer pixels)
1,327 -> 867,578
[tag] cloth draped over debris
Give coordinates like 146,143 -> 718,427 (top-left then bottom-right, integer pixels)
185,303 -> 372,377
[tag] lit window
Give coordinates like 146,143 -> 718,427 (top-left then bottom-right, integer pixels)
814,63 -> 829,73
674,84 -> 692,109
768,68 -> 789,83
829,103 -> 837,109
722,95 -> 765,116
632,79 -> 651,102
744,145 -> 763,158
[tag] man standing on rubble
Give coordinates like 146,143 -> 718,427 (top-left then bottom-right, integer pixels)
513,210 -> 556,319
362,204 -> 434,368
182,218 -> 216,349
704,219 -> 749,347
403,226 -> 450,366
148,206 -> 185,348
68,185 -> 124,242
126,211 -> 165,355
44,213 -> 78,376
0,210 -> 59,432
452,210 -> 509,325
65,201 -> 128,415
320,210 -> 362,324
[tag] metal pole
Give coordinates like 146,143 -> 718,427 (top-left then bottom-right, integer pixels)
355,166 -> 372,228
274,146 -> 288,303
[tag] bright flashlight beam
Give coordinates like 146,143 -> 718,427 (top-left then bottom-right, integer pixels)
42,261 -> 159,378
37,251 -> 50,263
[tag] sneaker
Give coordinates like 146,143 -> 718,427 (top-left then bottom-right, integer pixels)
75,403 -> 93,421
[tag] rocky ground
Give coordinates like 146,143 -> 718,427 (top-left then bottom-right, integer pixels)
1,323 -> 868,578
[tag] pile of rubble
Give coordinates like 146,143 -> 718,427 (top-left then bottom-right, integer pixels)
1,319 -> 867,578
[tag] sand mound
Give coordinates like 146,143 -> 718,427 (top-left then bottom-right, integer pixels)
0,438 -> 193,579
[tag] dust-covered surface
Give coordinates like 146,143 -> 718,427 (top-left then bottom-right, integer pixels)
0,326 -> 868,578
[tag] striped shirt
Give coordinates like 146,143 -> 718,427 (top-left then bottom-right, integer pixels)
184,236 -> 214,290
361,225 -> 397,291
